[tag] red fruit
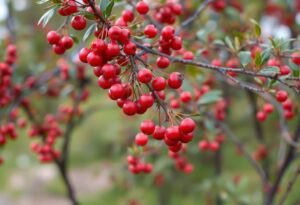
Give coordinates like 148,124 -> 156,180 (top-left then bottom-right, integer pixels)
109,84 -> 125,100
180,91 -> 192,103
106,42 -> 120,58
291,52 -> 300,65
280,65 -> 290,75
165,126 -> 181,141
184,164 -> 194,174
152,126 -> 166,140
181,132 -> 193,143
284,110 -> 294,120
209,141 -> 220,151
122,9 -> 134,22
211,0 -> 226,12
87,52 -> 103,66
211,59 -> 222,66
276,90 -> 288,102
127,155 -> 138,165
256,111 -> 267,122
169,142 -> 182,152
144,163 -> 153,173
161,26 -> 175,40
164,136 -> 179,146
144,25 -> 157,38
152,76 -> 166,91
171,3 -> 183,15
98,76 -> 113,89
79,47 -> 90,63
170,99 -> 180,109
263,103 -> 274,114
123,42 -> 137,55
136,1 -> 149,15
61,36 -> 74,49
123,100 -> 137,116
139,94 -> 154,108
102,64 -> 116,79
198,140 -> 209,151
171,37 -> 182,50
168,72 -> 183,89
118,28 -> 131,43
179,118 -> 196,134
108,26 -> 121,41
140,120 -> 155,135
135,133 -> 148,146
71,15 -> 87,30
47,31 -> 60,45
0,135 -> 6,145
52,44 -> 65,55
282,99 -> 293,111
183,51 -> 194,60
138,69 -> 153,83
156,56 -> 170,68
91,39 -> 107,53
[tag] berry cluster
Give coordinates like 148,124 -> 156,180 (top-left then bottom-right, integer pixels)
127,155 -> 153,174
47,31 -> 74,55
154,1 -> 182,25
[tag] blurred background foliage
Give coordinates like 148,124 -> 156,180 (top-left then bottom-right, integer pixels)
0,0 -> 299,205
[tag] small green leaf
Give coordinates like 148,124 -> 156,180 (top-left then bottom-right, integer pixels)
213,39 -> 225,46
100,0 -> 110,15
238,51 -> 251,67
38,6 -> 58,27
250,19 -> 261,37
105,0 -> 114,17
83,24 -> 96,41
225,36 -> 234,50
259,66 -> 280,75
198,90 -> 222,105
254,52 -> 262,67
288,61 -> 300,77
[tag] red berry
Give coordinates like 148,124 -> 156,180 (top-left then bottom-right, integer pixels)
47,31 -> 60,45
108,26 -> 122,41
139,94 -> 154,108
106,42 -> 120,59
169,142 -> 182,152
161,26 -> 175,40
276,90 -> 288,102
87,52 -> 103,66
198,140 -> 209,151
152,76 -> 166,91
171,37 -> 182,50
79,47 -> 90,63
183,51 -> 194,60
181,132 -> 193,143
280,65 -> 291,76
140,120 -> 155,135
165,126 -> 181,141
256,111 -> 267,122
91,39 -> 107,53
61,36 -> 74,49
180,91 -> 192,103
156,56 -> 170,68
135,133 -> 148,146
282,99 -> 293,111
179,118 -> 196,134
123,41 -> 137,55
138,69 -> 153,83
102,64 -> 117,79
291,52 -> 300,65
123,100 -> 137,116
71,15 -> 87,30
263,103 -> 274,114
144,25 -> 157,38
98,76 -> 113,89
109,83 -> 125,100
122,9 -> 134,22
136,1 -> 149,15
168,72 -> 183,89
152,126 -> 166,140
209,141 -> 220,151
52,44 -> 65,55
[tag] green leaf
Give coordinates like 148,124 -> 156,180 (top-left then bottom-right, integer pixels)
100,0 -> 110,15
213,39 -> 225,46
105,0 -> 114,17
250,19 -> 261,37
38,6 -> 58,27
261,48 -> 272,64
224,36 -> 234,50
83,23 -> 96,41
259,66 -> 280,75
198,90 -> 222,105
238,51 -> 251,67
254,52 -> 262,67
37,0 -> 50,4
288,61 -> 300,77
77,11 -> 96,20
